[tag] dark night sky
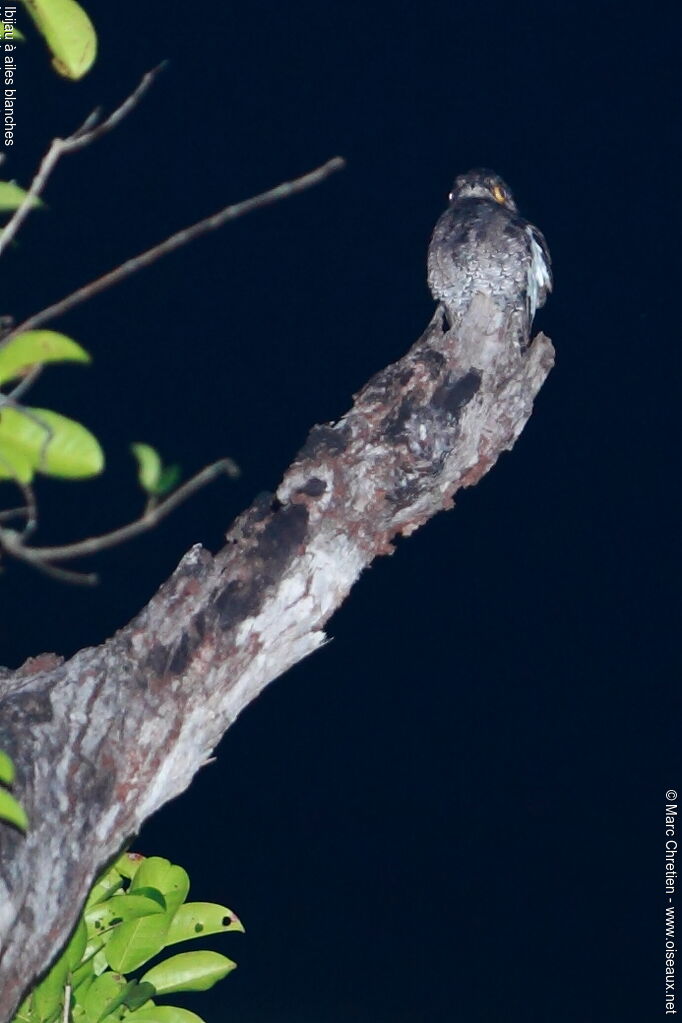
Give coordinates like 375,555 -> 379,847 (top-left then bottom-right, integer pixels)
1,3 -> 679,1021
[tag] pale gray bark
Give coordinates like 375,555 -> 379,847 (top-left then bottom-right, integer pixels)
0,296 -> 553,1020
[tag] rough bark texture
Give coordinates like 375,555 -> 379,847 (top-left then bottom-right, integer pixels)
0,296 -> 553,1020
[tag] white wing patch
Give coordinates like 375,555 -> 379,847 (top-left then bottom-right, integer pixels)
526,227 -> 552,320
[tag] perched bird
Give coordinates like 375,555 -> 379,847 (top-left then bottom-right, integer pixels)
427,168 -> 552,347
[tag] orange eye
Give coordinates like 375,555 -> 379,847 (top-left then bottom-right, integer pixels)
491,184 -> 506,205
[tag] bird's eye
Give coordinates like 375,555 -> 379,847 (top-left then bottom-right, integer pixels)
491,184 -> 506,205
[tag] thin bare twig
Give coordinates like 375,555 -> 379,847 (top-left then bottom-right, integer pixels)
8,156 -> 346,338
5,364 -> 43,402
0,64 -> 167,263
3,556 -> 97,586
0,480 -> 36,534
0,506 -> 29,524
0,458 -> 238,580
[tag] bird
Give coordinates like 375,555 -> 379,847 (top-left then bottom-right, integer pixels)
427,168 -> 552,347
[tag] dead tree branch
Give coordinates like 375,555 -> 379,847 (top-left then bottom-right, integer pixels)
0,298 -> 554,1020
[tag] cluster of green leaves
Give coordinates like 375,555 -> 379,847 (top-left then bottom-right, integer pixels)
0,330 -> 104,483
0,331 -> 178,501
0,184 -> 105,485
13,853 -> 244,1023
0,749 -> 28,830
18,0 -> 96,79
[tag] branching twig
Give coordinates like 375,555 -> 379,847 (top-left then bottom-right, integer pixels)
8,156 -> 346,338
0,67 -> 344,581
0,64 -> 167,263
0,458 -> 239,583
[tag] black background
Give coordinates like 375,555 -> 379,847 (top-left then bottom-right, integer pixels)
2,3 -> 679,1021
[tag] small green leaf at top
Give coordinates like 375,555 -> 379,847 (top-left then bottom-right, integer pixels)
20,0 -> 97,79
0,330 -> 90,385
140,951 -> 237,995
0,181 -> 42,213
1,21 -> 26,41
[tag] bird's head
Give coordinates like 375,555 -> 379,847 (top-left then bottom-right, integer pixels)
448,168 -> 518,211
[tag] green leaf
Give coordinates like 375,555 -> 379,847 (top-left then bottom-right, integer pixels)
85,866 -> 125,909
164,903 -> 244,947
0,182 -> 41,213
72,1003 -> 88,1023
0,749 -> 15,785
12,996 -> 33,1023
30,945 -> 69,1022
0,406 -> 104,479
155,464 -> 181,496
131,887 -> 168,910
129,857 -> 170,889
30,917 -> 88,1022
127,1008 -> 205,1023
113,851 -> 146,881
85,891 -> 166,936
140,951 -> 236,995
104,914 -> 171,974
0,330 -> 90,385
20,0 -> 96,79
105,862 -> 189,973
130,445 -> 181,497
71,961 -> 96,998
66,916 -> 89,970
0,787 -> 28,830
96,980 -> 155,1023
0,440 -> 33,483
1,21 -> 26,41
130,860 -> 189,908
131,443 -> 162,493
80,973 -> 126,1023
90,947 -> 109,977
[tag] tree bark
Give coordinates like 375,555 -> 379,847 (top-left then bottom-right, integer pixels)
0,296 -> 553,1020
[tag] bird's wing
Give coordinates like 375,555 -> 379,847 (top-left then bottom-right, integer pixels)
525,223 -> 553,319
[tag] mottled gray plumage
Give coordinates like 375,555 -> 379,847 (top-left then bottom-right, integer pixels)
427,168 -> 552,347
